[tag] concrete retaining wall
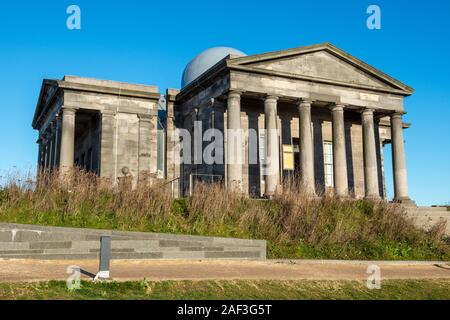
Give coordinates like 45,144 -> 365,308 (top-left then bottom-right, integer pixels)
405,207 -> 450,236
0,223 -> 266,260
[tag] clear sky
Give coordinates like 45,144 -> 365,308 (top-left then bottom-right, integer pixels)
0,0 -> 449,205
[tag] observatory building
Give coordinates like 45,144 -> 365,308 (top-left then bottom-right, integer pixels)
32,43 -> 414,203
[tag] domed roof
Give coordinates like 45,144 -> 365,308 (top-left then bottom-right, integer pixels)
182,47 -> 247,88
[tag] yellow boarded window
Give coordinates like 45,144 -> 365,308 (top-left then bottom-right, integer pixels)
283,145 -> 295,171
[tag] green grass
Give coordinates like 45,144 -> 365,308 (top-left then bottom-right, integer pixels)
0,279 -> 449,300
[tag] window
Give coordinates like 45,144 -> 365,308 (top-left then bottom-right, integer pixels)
87,148 -> 93,172
323,141 -> 334,188
282,145 -> 295,171
80,153 -> 86,169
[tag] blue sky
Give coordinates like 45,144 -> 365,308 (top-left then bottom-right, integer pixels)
0,0 -> 449,205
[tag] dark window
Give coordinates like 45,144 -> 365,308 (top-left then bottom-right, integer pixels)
87,148 -> 93,172
81,153 -> 85,169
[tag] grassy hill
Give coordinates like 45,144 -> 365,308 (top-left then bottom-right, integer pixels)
0,169 -> 448,261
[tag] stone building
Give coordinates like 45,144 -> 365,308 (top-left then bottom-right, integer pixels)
32,77 -> 165,189
32,43 -> 414,203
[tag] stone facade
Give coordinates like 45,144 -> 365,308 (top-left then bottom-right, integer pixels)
33,76 -> 162,189
33,43 -> 414,203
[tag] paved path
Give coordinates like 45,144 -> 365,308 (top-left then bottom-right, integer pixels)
0,259 -> 449,283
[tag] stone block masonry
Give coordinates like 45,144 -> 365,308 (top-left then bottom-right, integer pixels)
405,207 -> 450,236
0,223 -> 266,260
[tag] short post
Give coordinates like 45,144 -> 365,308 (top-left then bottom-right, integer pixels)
94,236 -> 111,281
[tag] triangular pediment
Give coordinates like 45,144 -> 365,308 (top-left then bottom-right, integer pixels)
32,79 -> 59,129
228,43 -> 413,94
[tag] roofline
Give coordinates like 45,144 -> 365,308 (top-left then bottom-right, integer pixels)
176,58 -> 229,102
176,43 -> 415,103
227,64 -> 411,96
58,80 -> 161,100
32,79 -> 59,129
32,76 -> 161,129
229,42 -> 414,95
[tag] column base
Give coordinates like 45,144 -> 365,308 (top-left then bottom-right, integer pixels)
336,195 -> 352,201
303,194 -> 321,201
227,179 -> 243,193
364,195 -> 382,201
392,197 -> 417,207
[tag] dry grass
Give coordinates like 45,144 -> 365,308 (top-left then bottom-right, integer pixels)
0,168 -> 448,260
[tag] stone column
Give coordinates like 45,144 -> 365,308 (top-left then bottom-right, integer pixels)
99,110 -> 116,181
59,107 -> 77,173
298,100 -> 316,196
37,138 -> 43,170
226,90 -> 243,192
361,108 -> 379,199
264,95 -> 280,197
149,113 -> 158,177
391,112 -> 411,202
47,131 -> 53,170
166,90 -> 181,197
53,114 -> 62,168
41,136 -> 47,170
331,104 -> 349,198
43,134 -> 50,170
48,122 -> 56,171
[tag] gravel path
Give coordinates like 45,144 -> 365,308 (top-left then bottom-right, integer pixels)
0,259 -> 449,283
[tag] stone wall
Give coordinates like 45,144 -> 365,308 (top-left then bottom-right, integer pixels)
0,223 -> 266,260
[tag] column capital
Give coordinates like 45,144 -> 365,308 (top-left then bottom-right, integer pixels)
297,99 -> 314,111
391,111 -> 405,119
61,106 -> 78,114
264,95 -> 279,102
297,98 -> 313,106
330,103 -> 347,112
228,90 -> 242,100
360,107 -> 375,116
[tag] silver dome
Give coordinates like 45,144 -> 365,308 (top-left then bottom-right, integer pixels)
181,47 -> 247,88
